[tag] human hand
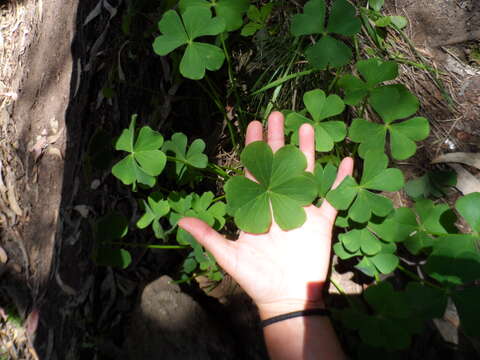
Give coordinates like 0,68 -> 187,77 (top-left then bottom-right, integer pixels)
179,111 -> 354,319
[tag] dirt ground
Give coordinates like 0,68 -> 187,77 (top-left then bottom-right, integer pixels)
0,0 -> 479,359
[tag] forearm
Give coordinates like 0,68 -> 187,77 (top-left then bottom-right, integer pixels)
259,302 -> 346,360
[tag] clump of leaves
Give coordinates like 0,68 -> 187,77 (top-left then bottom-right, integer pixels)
291,0 -> 361,69
366,0 -> 408,30
327,151 -> 404,223
112,115 -> 166,190
179,0 -> 249,31
340,281 -> 446,350
241,3 -> 273,37
286,89 -> 346,152
225,141 -> 317,233
152,7 -> 226,79
169,191 -> 226,280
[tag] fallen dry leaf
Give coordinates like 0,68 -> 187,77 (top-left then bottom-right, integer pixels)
432,152 -> 480,170
432,152 -> 480,195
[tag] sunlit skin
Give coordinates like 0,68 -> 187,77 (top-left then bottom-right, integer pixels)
179,111 -> 353,359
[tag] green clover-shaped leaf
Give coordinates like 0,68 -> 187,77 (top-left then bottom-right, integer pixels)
349,87 -> 429,160
375,15 -> 408,30
225,141 -> 317,233
404,282 -> 447,320
370,84 -> 419,122
338,58 -> 398,105
94,212 -> 131,269
152,8 -> 226,80
137,192 -> 171,239
167,191 -> 226,280
326,151 -> 404,222
314,162 -> 338,198
163,132 -> 208,181
368,207 -> 417,243
112,115 -> 166,189
291,0 -> 361,69
425,234 -> 480,286
405,169 -> 457,199
241,3 -> 273,36
168,191 -> 226,232
286,89 -> 346,152
456,192 -> 480,234
369,199 -> 457,254
365,282 -> 411,318
452,287 -> 480,337
354,242 -> 399,276
369,0 -> 384,11
340,282 -> 417,350
179,0 -> 249,31
339,228 -> 382,255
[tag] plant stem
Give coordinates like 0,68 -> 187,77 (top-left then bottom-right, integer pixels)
166,156 -> 232,178
220,33 -> 247,135
397,264 -> 445,291
330,277 -> 357,307
250,69 -> 316,96
198,78 -> 238,148
213,194 -> 226,202
107,241 -> 188,250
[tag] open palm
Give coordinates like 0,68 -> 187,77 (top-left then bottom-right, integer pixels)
179,112 -> 353,315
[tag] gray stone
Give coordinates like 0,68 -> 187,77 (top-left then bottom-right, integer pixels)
126,276 -> 237,360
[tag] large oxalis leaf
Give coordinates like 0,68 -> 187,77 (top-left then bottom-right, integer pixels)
290,0 -> 361,69
163,132 -> 208,182
225,142 -> 317,233
286,89 -> 346,152
348,85 -> 429,160
337,58 -> 398,105
180,0 -> 249,31
112,115 -> 166,190
326,151 -> 404,222
152,8 -> 226,79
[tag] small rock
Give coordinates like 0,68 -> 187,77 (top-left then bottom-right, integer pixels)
126,276 -> 237,360
90,179 -> 101,190
0,246 -> 8,264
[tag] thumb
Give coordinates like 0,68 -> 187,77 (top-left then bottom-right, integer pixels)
178,217 -> 237,274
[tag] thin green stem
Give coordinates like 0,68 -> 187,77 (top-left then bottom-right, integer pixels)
262,39 -> 302,121
166,156 -> 232,179
221,34 -> 247,135
107,241 -> 188,250
329,277 -> 356,307
250,69 -> 316,96
330,277 -> 347,296
213,194 -> 226,202
327,69 -> 342,94
397,264 -> 445,291
202,76 -> 239,148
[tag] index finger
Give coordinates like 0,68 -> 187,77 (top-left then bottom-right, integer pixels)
245,120 -> 263,181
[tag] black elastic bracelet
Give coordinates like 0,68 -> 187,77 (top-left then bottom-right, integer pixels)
261,308 -> 331,328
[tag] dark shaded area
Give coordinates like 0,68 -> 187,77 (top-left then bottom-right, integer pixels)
1,0 -> 479,359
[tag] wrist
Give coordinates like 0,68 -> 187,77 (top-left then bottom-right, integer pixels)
257,299 -> 326,321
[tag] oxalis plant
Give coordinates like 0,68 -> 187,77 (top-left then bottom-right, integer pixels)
101,0 -> 480,356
